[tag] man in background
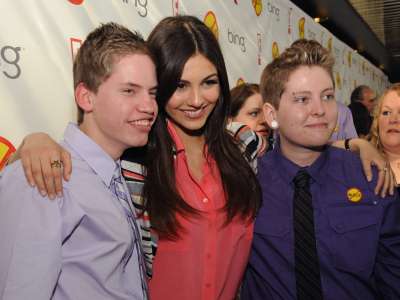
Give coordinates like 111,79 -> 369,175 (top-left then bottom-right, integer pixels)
348,85 -> 376,137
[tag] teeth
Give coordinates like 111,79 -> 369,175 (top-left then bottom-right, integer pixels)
183,108 -> 203,118
130,120 -> 152,126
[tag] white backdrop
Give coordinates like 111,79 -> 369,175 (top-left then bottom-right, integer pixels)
0,0 -> 389,167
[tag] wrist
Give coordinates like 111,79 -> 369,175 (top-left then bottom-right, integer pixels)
344,138 -> 352,151
346,138 -> 365,152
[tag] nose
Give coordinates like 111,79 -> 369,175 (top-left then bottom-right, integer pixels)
187,87 -> 203,108
310,98 -> 325,117
138,92 -> 157,116
389,112 -> 400,124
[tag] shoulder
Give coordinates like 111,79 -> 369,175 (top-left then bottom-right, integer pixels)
1,160 -> 33,194
257,150 -> 277,178
327,147 -> 378,191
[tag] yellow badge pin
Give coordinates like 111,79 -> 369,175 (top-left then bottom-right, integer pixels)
347,187 -> 362,203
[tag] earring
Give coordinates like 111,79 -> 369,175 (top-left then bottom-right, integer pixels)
271,120 -> 279,129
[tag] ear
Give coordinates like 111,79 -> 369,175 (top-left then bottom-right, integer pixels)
75,82 -> 95,113
263,102 -> 278,128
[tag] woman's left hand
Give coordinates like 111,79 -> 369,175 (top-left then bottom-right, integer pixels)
346,138 -> 395,197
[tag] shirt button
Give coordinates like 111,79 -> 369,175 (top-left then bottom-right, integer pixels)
205,283 -> 211,288
206,253 -> 212,259
202,198 -> 209,203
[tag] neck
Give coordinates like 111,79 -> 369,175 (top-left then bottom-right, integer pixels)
280,139 -> 323,167
384,148 -> 400,162
169,121 -> 206,151
79,122 -> 123,161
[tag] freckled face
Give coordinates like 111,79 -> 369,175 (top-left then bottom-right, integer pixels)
272,66 -> 337,151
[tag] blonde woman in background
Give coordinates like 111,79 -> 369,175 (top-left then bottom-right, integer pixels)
369,83 -> 400,185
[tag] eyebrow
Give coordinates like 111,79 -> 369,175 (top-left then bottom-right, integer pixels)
291,87 -> 334,95
121,82 -> 158,90
180,73 -> 218,82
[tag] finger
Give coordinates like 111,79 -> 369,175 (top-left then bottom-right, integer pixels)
380,167 -> 390,198
361,158 -> 373,182
30,154 -> 48,197
388,168 -> 395,196
51,157 -> 64,198
374,168 -> 385,196
41,155 -> 57,200
20,153 -> 35,187
61,150 -> 72,181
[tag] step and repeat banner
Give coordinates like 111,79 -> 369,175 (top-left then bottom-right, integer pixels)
0,0 -> 389,167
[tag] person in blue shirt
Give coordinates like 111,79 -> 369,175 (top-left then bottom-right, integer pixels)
241,39 -> 400,300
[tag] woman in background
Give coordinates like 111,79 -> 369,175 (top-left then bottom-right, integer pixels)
369,83 -> 400,185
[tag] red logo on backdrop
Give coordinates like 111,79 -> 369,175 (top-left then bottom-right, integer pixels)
0,136 -> 16,171
257,33 -> 262,65
68,0 -> 84,5
70,38 -> 83,61
172,0 -> 179,16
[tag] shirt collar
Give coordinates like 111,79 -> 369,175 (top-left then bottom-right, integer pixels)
270,140 -> 330,186
62,123 -> 117,188
167,119 -> 185,154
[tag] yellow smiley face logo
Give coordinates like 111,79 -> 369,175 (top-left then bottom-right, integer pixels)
347,188 -> 362,203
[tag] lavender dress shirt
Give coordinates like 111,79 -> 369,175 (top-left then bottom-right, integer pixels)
330,101 -> 358,141
0,123 -> 144,299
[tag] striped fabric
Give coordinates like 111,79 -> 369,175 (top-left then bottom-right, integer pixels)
120,123 -> 263,278
110,162 -> 149,299
121,159 -> 156,279
227,121 -> 266,173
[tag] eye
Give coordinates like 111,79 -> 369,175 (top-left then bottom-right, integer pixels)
204,78 -> 219,87
382,110 -> 391,116
322,94 -> 335,101
122,88 -> 135,95
294,96 -> 308,103
177,81 -> 187,90
248,110 -> 260,117
149,90 -> 157,99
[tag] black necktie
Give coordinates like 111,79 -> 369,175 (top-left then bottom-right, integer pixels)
293,169 -> 323,300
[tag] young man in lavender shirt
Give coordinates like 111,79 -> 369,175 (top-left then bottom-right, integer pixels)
0,23 -> 157,299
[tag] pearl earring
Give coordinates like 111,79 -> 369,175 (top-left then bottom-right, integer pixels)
271,120 -> 279,129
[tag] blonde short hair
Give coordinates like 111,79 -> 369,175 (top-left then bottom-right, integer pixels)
260,39 -> 334,108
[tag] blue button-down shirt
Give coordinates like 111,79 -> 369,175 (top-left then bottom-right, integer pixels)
0,123 -> 144,299
241,144 -> 400,300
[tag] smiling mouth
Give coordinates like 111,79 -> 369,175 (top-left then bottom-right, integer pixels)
181,106 -> 207,119
128,119 -> 154,130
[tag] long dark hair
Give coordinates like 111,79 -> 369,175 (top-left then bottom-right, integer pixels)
143,15 -> 261,239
